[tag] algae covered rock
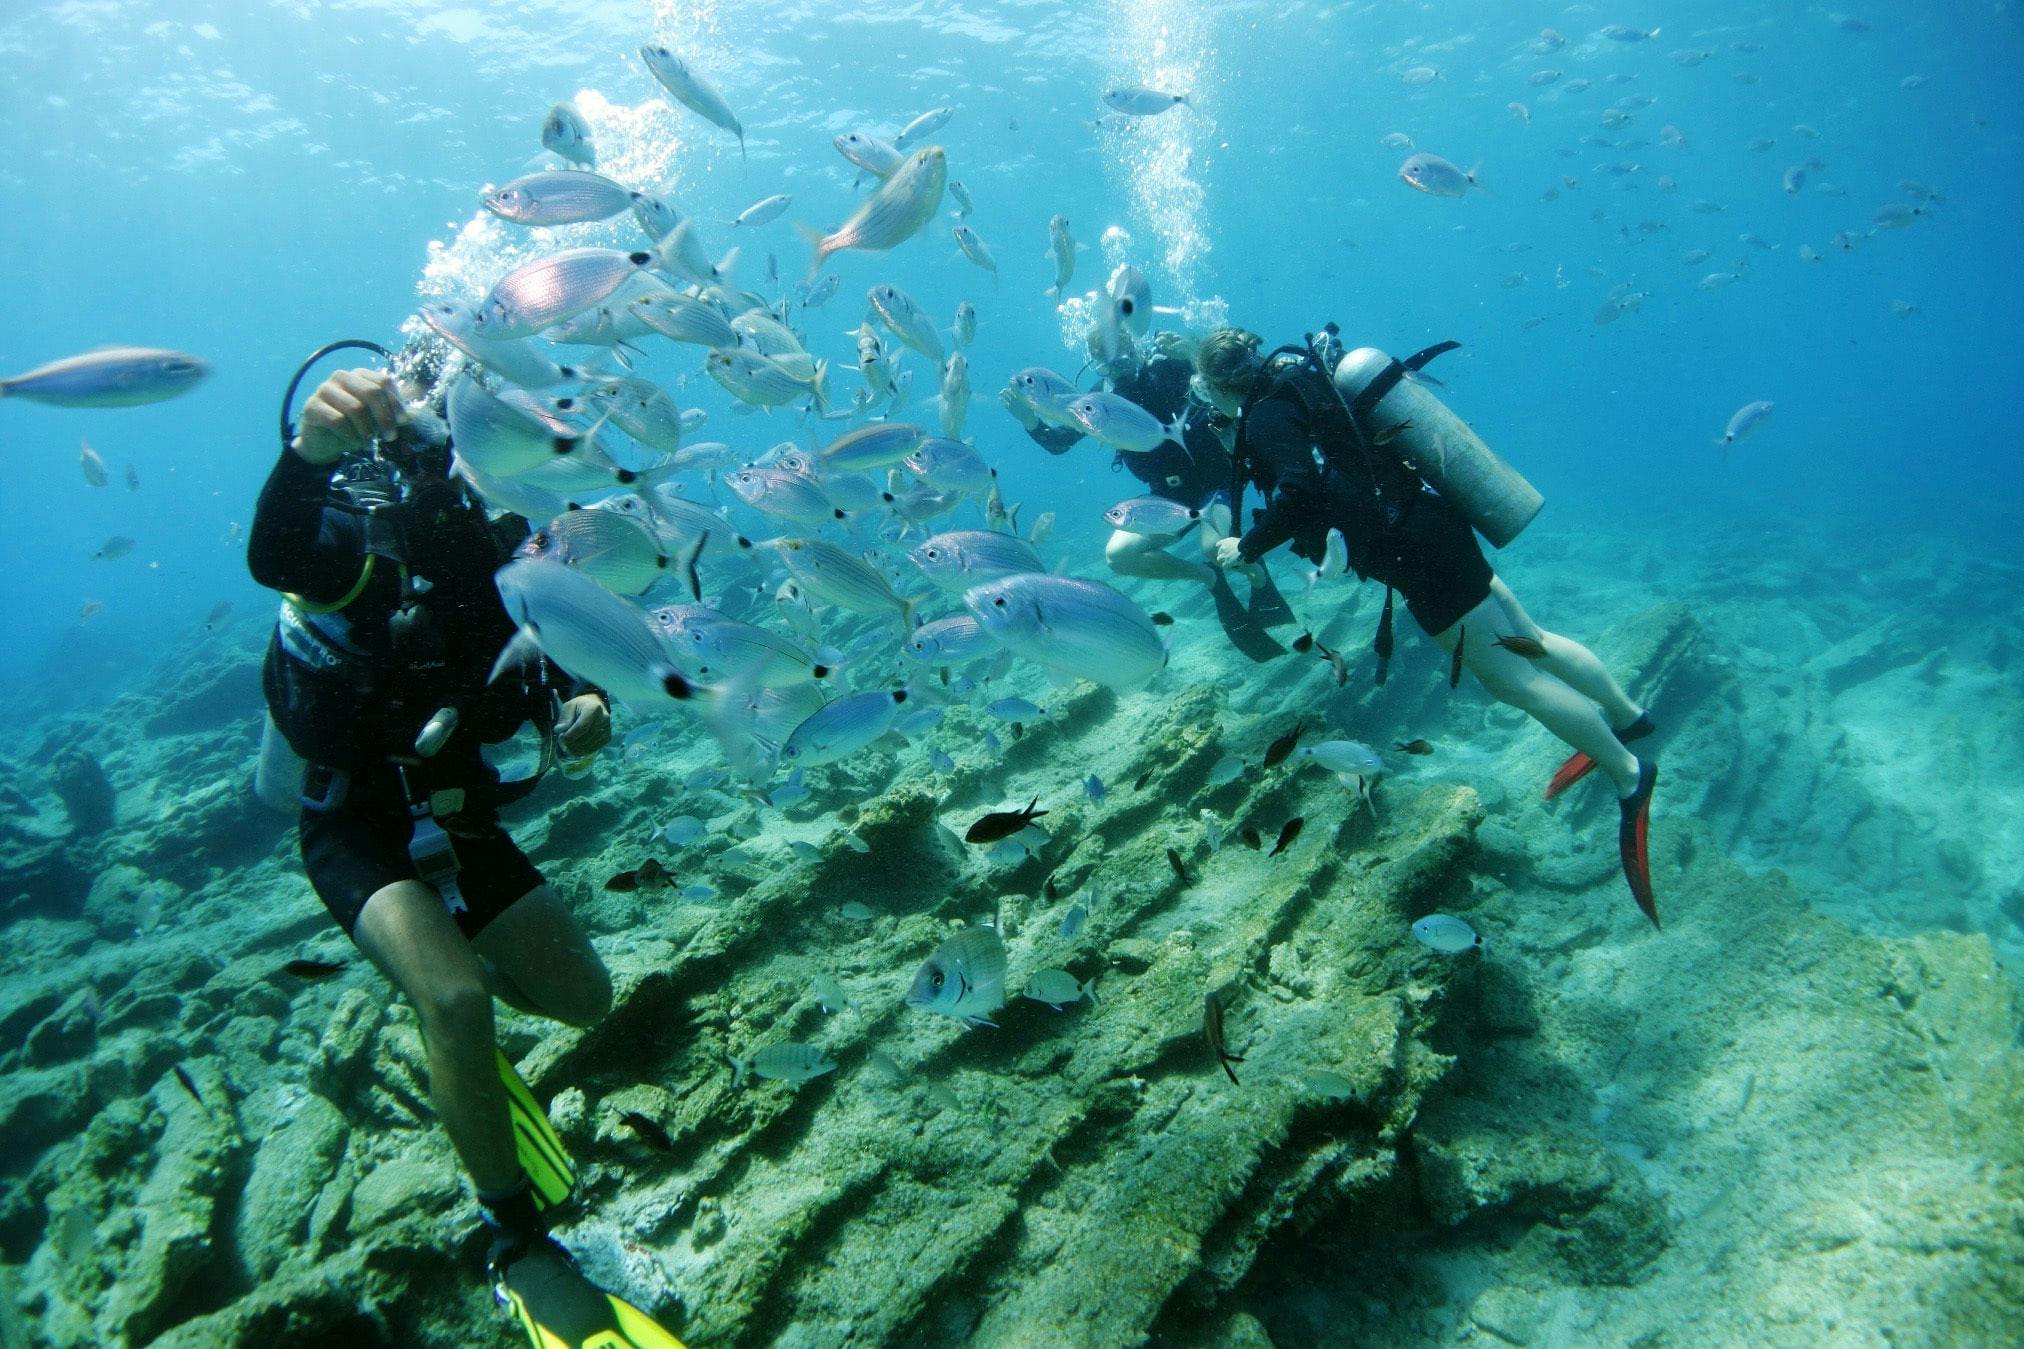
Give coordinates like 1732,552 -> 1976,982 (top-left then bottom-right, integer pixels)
233,1090 -> 349,1281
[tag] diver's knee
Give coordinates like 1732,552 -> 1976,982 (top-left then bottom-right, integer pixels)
415,978 -> 494,1046
551,961 -> 613,1029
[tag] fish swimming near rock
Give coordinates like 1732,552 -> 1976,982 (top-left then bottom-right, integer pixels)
492,558 -> 694,709
906,925 -> 1007,1028
1240,827 -> 1262,851
1263,720 -> 1305,769
1203,993 -> 1244,1085
728,1042 -> 837,1087
1395,739 -> 1435,756
613,1111 -> 673,1154
781,688 -> 909,766
1411,913 -> 1483,953
281,958 -> 346,980
1024,969 -> 1099,1010
1059,903 -> 1088,939
1269,817 -> 1305,857
966,797 -> 1046,844
1166,847 -> 1191,885
964,573 -> 1167,692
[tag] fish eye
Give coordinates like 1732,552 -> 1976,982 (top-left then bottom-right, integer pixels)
993,597 -> 1007,608
931,973 -> 944,989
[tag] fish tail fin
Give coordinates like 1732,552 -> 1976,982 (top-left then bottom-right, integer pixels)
1467,162 -> 1491,194
1083,976 -> 1100,1005
795,224 -> 830,284
727,1055 -> 749,1089
714,245 -> 740,285
487,627 -> 543,685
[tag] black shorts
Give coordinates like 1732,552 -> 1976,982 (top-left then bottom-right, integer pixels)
1366,491 -> 1494,635
300,771 -> 543,939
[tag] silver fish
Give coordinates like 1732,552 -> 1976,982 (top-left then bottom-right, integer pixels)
639,45 -> 744,155
420,302 -> 576,390
2,347 -> 208,408
540,102 -> 594,166
1059,903 -> 1088,939
80,441 -> 109,486
867,284 -> 944,361
760,538 -> 914,625
964,573 -> 1166,691
952,301 -> 977,348
729,1042 -> 836,1087
781,689 -> 908,766
707,348 -> 819,408
484,170 -> 633,227
1023,969 -> 1098,1010
903,614 -> 995,665
1717,400 -> 1773,449
648,603 -> 827,686
1398,153 -> 1482,199
1410,913 -> 1483,953
727,466 -> 843,525
93,535 -> 136,561
1101,86 -> 1189,116
811,974 -> 854,1013
822,422 -> 923,472
1065,391 -> 1183,454
1299,740 -> 1384,776
906,926 -> 1007,1027
833,131 -> 903,179
905,437 -> 993,496
937,354 -> 971,439
492,558 -> 692,707
947,179 -> 974,218
631,291 -> 737,348
907,530 -> 1042,591
585,377 -> 686,451
894,106 -> 954,150
1103,495 -> 1203,536
518,508 -> 670,596
650,219 -> 734,289
474,248 -> 652,340
630,190 -> 682,241
728,193 -> 792,229
805,147 -> 947,273
1008,367 -> 1080,426
1046,215 -> 1076,298
446,376 -> 586,477
800,274 -> 840,309
952,224 -> 997,279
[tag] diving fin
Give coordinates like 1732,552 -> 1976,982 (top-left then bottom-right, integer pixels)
1617,758 -> 1660,930
1209,571 -> 1288,662
497,1051 -> 576,1212
497,1237 -> 686,1349
1242,566 -> 1298,630
1544,712 -> 1656,800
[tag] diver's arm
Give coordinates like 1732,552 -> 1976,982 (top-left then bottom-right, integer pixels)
1232,401 -> 1323,562
246,452 -> 367,601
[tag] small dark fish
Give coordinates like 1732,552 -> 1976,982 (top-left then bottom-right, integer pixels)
634,857 -> 671,887
618,1110 -> 674,1153
125,464 -> 141,491
1364,854 -> 1390,869
1134,769 -> 1153,791
1494,634 -> 1548,659
1291,631 -> 1314,652
966,797 -> 1047,844
1044,874 -> 1060,900
1395,739 -> 1434,756
1314,637 -> 1349,688
282,958 -> 346,980
1449,626 -> 1464,689
1151,611 -> 1175,626
1011,722 -> 1025,741
1371,419 -> 1413,447
1241,827 -> 1262,850
1166,847 -> 1191,884
605,870 -> 641,892
1203,992 -> 1244,1086
171,1064 -> 204,1106
1270,817 -> 1305,857
1262,719 -> 1306,769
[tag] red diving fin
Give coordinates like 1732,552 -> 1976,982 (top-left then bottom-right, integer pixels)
1545,751 -> 1596,800
1617,759 -> 1659,929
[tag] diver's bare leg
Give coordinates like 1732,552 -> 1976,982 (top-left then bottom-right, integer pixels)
1434,593 -> 1639,794
1105,527 -> 1215,585
352,880 -> 517,1192
1483,577 -> 1644,728
471,883 -> 612,1029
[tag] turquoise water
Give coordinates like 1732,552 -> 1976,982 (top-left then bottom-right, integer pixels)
2,2 -> 2020,1345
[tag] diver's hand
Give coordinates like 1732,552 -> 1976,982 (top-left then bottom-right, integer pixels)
997,385 -> 1040,431
294,368 -> 406,466
555,694 -> 611,757
1213,536 -> 1249,569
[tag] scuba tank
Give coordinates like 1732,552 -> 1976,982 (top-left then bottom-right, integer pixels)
253,711 -> 307,814
1332,346 -> 1544,548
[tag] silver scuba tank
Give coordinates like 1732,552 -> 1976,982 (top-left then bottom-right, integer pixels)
1332,346 -> 1544,548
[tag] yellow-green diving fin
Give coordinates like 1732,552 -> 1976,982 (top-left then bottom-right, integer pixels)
497,1050 -> 575,1211
499,1239 -> 685,1349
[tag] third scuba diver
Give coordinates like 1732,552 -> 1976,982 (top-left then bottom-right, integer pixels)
1192,325 -> 1662,928
249,346 -> 682,1348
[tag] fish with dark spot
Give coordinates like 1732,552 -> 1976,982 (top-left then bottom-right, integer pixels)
1270,817 -> 1305,857
1395,739 -> 1434,756
282,958 -> 346,980
966,797 -> 1047,844
1203,992 -> 1244,1085
1449,626 -> 1465,689
603,858 -> 670,892
1263,719 -> 1306,769
1166,847 -> 1191,884
1494,634 -> 1548,659
618,1110 -> 675,1153
1241,827 -> 1262,850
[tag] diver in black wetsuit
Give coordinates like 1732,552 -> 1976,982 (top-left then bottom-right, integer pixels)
1194,326 -> 1662,928
1003,331 -> 1294,658
248,360 -> 635,1326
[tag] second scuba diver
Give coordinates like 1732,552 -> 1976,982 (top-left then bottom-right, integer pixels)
1001,330 -> 1296,659
248,350 -> 683,1348
1192,325 -> 1662,927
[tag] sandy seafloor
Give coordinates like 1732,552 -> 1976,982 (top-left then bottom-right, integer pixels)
0,504 -> 2019,1348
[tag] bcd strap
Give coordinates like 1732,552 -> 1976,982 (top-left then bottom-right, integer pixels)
1374,587 -> 1396,686
1348,340 -> 1462,420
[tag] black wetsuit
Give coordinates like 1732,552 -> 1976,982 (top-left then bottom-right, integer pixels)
249,450 -> 563,938
1233,357 -> 1491,635
1026,354 -> 1233,511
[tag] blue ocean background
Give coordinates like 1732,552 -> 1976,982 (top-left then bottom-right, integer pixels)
2,1 -> 2021,1344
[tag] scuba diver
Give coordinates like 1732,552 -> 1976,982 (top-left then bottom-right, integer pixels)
1000,328 -> 1295,660
1192,325 -> 1662,928
248,345 -> 683,1348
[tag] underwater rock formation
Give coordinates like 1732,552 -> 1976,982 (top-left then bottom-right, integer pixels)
47,748 -> 113,838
